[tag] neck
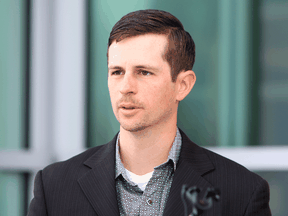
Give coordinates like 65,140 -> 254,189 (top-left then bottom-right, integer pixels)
119,121 -> 177,175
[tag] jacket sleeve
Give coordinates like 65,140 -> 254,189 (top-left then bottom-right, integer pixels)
27,170 -> 48,216
244,178 -> 272,216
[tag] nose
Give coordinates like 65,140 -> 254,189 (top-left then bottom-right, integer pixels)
120,72 -> 137,94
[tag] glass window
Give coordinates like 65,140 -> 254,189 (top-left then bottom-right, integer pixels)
256,171 -> 288,216
0,0 -> 29,215
0,0 -> 28,150
0,172 -> 24,216
258,0 -> 288,146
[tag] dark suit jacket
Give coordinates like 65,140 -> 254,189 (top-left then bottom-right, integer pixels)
27,128 -> 271,216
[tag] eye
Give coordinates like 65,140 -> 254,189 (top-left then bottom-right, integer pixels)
139,70 -> 153,76
111,71 -> 122,75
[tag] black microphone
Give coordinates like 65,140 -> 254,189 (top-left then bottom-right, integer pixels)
181,185 -> 220,216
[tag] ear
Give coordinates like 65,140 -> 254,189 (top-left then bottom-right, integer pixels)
175,70 -> 196,102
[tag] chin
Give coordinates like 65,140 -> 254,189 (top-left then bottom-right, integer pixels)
120,123 -> 149,132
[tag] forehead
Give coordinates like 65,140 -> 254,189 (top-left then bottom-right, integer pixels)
108,34 -> 168,67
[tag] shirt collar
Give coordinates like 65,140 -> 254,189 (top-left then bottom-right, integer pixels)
115,127 -> 182,179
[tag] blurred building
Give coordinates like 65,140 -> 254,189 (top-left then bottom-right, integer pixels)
0,0 -> 288,215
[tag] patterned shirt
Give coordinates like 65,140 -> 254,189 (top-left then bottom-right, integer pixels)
115,128 -> 182,215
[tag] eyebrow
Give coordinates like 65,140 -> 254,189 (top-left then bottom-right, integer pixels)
108,65 -> 159,72
108,66 -> 123,70
135,65 -> 159,71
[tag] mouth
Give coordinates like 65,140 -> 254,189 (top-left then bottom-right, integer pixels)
119,106 -> 140,116
121,107 -> 136,110
119,103 -> 142,111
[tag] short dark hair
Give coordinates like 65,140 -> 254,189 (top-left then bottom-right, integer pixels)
107,9 -> 195,82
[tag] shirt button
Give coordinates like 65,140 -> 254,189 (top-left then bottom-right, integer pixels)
147,199 -> 153,206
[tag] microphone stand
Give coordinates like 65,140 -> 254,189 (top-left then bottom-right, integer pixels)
181,185 -> 220,216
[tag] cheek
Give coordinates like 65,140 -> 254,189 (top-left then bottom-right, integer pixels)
108,86 -> 117,107
160,92 -> 173,109
148,85 -> 174,109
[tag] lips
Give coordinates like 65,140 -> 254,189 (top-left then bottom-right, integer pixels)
119,103 -> 141,109
119,103 -> 141,116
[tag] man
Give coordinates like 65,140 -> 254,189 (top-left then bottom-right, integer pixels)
28,9 -> 271,216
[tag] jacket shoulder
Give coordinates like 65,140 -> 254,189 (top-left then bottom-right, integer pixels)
202,147 -> 264,182
41,144 -> 107,180
200,147 -> 270,215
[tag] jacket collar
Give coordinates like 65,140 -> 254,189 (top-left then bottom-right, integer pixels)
78,128 -> 215,216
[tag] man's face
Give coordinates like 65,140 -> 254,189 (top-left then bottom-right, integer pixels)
108,34 -> 179,132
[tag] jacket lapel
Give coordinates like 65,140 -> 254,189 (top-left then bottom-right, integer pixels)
163,129 -> 216,216
78,133 -> 120,216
